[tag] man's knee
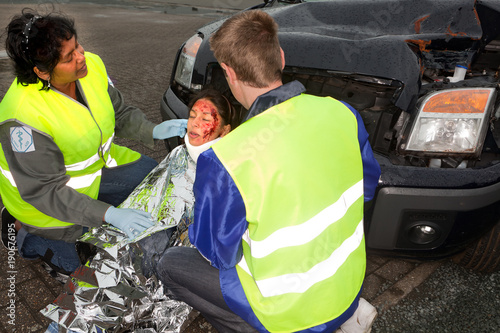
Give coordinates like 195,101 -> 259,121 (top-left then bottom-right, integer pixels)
155,246 -> 177,284
155,246 -> 196,284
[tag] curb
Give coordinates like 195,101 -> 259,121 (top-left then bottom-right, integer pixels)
371,261 -> 443,313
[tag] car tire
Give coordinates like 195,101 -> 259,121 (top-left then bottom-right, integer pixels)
452,221 -> 500,273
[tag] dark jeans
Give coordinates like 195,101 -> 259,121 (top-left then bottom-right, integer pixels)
18,155 -> 158,273
98,155 -> 158,207
133,228 -> 174,278
156,246 -> 257,333
17,227 -> 86,273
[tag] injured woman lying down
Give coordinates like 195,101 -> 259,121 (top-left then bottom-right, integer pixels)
42,88 -> 243,333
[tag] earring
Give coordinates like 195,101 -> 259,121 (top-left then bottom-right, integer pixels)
47,77 -> 51,89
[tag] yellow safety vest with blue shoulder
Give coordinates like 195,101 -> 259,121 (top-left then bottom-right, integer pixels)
212,93 -> 366,332
0,52 -> 139,229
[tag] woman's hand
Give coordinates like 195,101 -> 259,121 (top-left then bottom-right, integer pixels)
153,119 -> 188,139
104,206 -> 155,239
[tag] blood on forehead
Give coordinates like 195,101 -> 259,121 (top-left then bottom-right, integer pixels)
193,99 -> 221,140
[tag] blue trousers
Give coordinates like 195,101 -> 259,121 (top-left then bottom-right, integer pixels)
18,155 -> 158,273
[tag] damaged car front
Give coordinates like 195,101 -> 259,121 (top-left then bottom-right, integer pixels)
160,0 -> 500,272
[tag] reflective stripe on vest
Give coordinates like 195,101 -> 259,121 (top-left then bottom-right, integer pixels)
241,180 -> 363,260
213,94 -> 365,332
65,135 -> 115,171
1,134 -> 112,190
238,219 -> 364,298
0,52 -> 139,228
0,167 -> 15,187
65,169 -> 102,189
0,166 -> 102,190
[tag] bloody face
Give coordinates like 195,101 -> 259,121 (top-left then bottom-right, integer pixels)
187,98 -> 226,146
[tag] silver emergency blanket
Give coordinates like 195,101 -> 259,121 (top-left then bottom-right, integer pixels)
41,145 -> 197,333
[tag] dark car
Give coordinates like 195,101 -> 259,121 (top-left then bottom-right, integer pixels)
160,0 -> 500,272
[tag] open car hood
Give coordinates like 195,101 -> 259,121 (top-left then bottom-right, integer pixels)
199,0 -> 500,113
270,0 -> 499,112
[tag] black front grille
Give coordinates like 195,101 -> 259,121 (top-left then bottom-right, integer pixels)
282,68 -> 403,113
184,64 -> 405,153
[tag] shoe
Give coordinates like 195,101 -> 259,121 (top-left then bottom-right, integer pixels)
40,261 -> 70,285
1,207 -> 17,250
336,297 -> 378,333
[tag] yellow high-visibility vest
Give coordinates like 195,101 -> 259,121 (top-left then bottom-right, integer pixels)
213,93 -> 366,332
0,53 -> 139,229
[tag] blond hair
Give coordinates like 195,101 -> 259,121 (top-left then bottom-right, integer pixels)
210,10 -> 282,88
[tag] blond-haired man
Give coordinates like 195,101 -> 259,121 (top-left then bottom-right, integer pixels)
156,10 -> 380,332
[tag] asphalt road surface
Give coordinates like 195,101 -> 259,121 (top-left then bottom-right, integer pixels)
0,1 -> 498,333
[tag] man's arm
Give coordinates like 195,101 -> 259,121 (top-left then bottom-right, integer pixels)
0,122 -> 110,227
341,101 -> 381,202
189,148 -> 248,270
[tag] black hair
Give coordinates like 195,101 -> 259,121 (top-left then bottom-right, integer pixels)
4,8 -> 77,90
187,88 -> 243,131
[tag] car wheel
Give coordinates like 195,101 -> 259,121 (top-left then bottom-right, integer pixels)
452,221 -> 500,273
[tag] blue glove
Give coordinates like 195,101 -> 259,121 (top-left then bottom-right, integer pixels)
104,207 -> 155,239
153,119 -> 188,140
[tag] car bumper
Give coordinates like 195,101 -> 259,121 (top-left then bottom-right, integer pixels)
367,155 -> 500,258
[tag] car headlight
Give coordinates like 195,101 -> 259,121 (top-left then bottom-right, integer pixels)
403,88 -> 496,158
174,34 -> 203,90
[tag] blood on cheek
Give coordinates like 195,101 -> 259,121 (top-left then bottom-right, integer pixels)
195,101 -> 220,140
